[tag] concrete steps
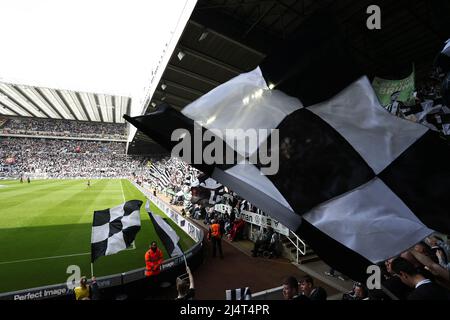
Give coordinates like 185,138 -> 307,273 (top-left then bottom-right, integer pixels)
281,235 -> 321,265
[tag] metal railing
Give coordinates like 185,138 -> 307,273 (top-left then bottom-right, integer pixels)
284,229 -> 307,264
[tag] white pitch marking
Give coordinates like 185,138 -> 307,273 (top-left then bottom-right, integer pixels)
120,179 -> 126,202
0,252 -> 90,265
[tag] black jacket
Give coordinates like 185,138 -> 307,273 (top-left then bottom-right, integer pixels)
309,287 -> 327,301
407,282 -> 450,300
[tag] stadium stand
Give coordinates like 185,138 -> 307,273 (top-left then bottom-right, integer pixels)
1,0 -> 450,302
0,116 -> 127,140
0,139 -> 150,179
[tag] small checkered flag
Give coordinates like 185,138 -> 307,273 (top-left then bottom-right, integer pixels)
226,287 -> 252,300
91,200 -> 143,262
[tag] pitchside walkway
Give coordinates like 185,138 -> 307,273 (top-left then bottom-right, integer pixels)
154,193 -> 347,300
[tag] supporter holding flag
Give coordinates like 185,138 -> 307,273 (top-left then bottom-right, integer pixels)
145,200 -> 183,258
91,200 -> 142,263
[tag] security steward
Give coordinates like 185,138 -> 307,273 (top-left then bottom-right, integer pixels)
144,241 -> 164,296
208,219 -> 223,258
145,241 -> 163,277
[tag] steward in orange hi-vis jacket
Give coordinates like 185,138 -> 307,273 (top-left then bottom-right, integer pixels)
145,241 -> 163,277
208,219 -> 224,259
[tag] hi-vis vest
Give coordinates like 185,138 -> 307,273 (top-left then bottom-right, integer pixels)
145,248 -> 163,277
210,223 -> 221,239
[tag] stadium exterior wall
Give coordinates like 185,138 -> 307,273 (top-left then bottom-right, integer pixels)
0,185 -> 203,300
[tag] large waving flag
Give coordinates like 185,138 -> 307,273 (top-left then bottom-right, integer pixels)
125,11 -> 450,282
91,200 -> 142,262
145,200 -> 183,257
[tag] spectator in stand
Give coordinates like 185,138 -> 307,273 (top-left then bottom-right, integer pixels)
204,207 -> 215,225
428,235 -> 450,257
230,203 -> 237,225
342,282 -> 368,300
409,249 -> 450,283
426,235 -> 449,265
414,241 -> 439,263
391,257 -> 450,300
228,218 -> 245,242
299,275 -> 327,301
251,227 -> 273,257
268,231 -> 281,258
74,276 -> 99,300
191,204 -> 201,220
436,250 -> 450,274
377,258 -> 412,300
282,276 -> 309,301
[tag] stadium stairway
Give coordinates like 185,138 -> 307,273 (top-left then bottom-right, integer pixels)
279,235 -> 354,296
279,235 -> 354,294
281,235 -> 321,265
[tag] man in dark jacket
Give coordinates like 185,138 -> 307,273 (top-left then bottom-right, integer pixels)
299,275 -> 327,301
391,257 -> 449,300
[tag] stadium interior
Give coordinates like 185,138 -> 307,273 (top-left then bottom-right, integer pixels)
1,0 -> 450,302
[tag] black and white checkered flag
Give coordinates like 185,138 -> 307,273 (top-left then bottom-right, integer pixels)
125,11 -> 450,282
145,200 -> 182,257
91,200 -> 142,262
226,287 -> 252,300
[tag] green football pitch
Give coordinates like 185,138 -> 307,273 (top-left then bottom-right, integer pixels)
0,179 -> 195,293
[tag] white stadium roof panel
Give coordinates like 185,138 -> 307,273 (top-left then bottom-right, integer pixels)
19,87 -> 62,119
0,81 -> 131,123
0,83 -> 45,118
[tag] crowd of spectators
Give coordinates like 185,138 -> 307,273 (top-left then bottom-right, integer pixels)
280,232 -> 450,301
0,116 -> 127,140
142,157 -> 283,258
0,137 -> 144,178
387,81 -> 450,136
374,235 -> 450,300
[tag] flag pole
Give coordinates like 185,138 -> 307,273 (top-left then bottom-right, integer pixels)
182,253 -> 188,268
90,262 -> 94,278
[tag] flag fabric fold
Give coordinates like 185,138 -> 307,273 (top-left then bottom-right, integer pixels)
145,200 -> 183,257
226,287 -> 252,300
125,11 -> 450,282
91,200 -> 142,262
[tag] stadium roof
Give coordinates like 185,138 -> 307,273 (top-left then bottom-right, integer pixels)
129,0 -> 450,154
0,82 -> 131,123
0,1 -> 195,126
